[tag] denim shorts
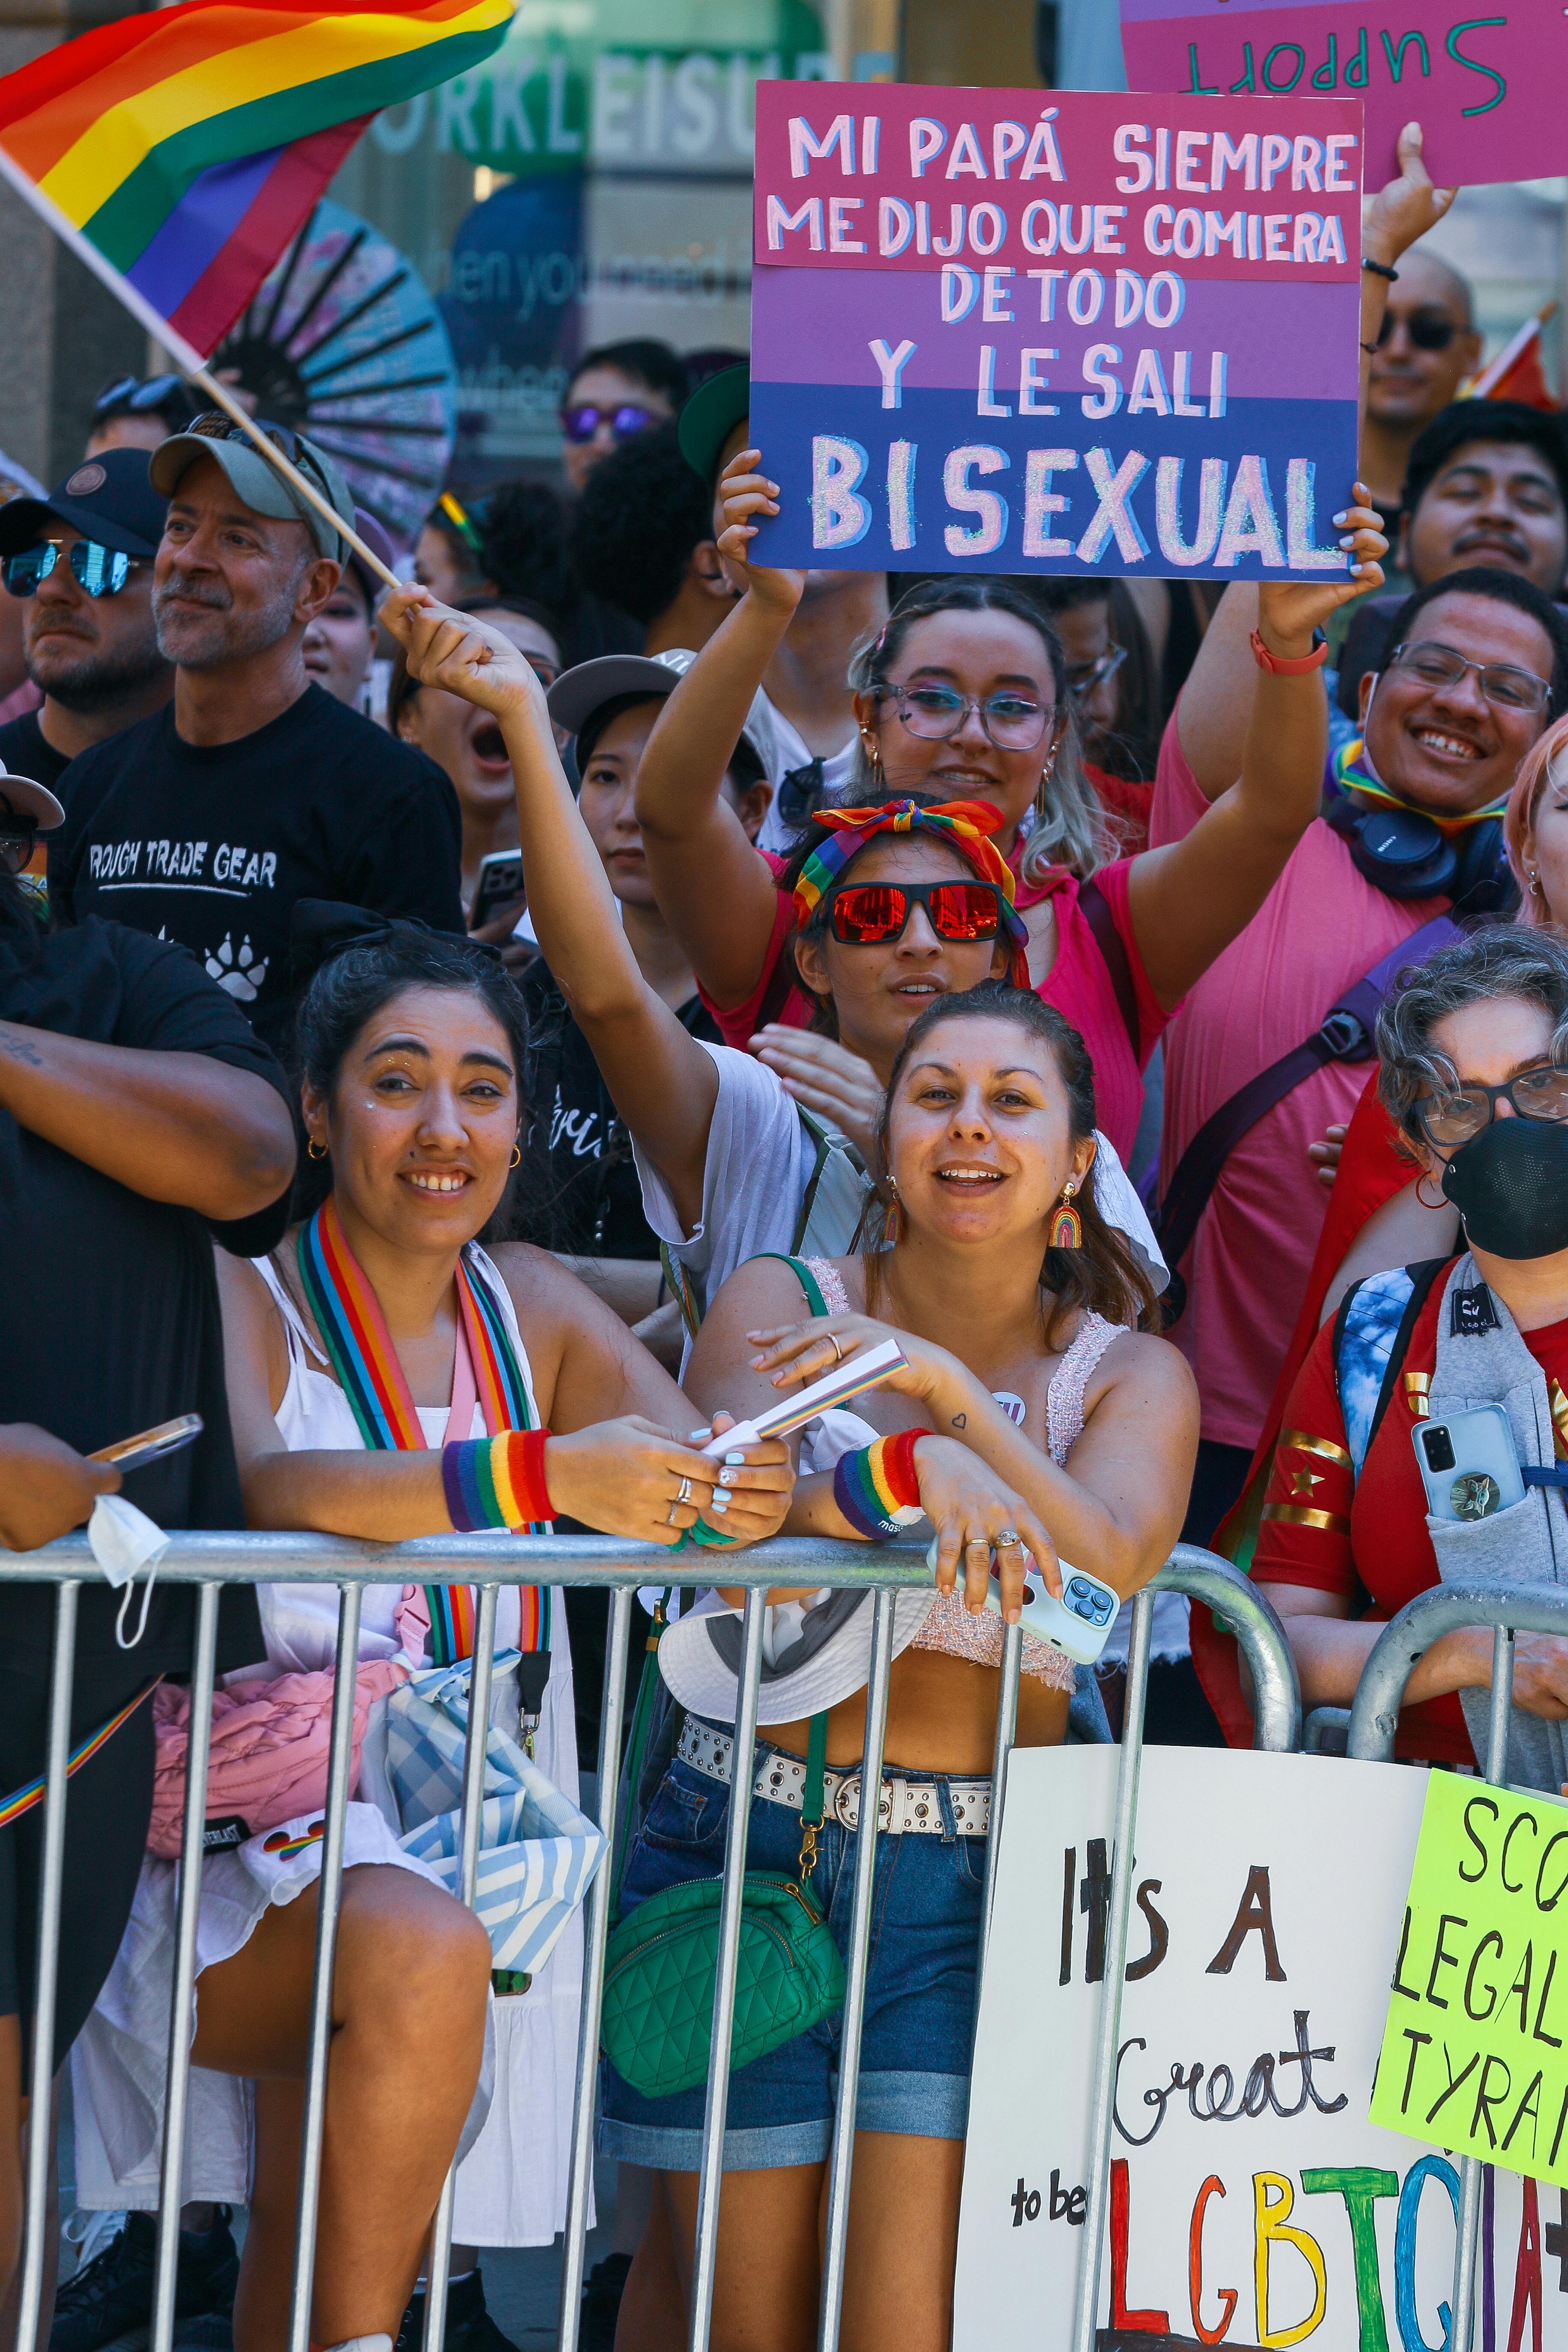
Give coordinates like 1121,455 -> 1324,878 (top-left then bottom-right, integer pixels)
597,1730 -> 986,2173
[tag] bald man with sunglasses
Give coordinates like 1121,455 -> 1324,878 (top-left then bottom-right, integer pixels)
1362,245 -> 1483,533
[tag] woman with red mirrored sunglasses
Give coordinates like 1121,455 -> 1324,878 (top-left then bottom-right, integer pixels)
628,455 -> 1388,1164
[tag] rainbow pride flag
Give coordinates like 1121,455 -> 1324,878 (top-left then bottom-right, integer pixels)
0,0 -> 513,364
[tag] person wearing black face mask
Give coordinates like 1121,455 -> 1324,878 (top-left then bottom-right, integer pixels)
1195,929 -> 1568,1780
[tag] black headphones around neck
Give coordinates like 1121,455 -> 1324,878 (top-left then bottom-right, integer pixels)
1324,792 -> 1518,915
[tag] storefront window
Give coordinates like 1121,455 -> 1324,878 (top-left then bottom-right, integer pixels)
328,0 -> 828,483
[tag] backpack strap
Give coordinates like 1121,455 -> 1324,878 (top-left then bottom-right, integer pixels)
1154,914 -> 1462,1295
1330,1257 -> 1448,1477
789,1107 -> 837,1256
751,1252 -> 831,1318
1078,878 -> 1139,1060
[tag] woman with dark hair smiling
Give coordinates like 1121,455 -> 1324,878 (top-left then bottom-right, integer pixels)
69,916 -> 792,2352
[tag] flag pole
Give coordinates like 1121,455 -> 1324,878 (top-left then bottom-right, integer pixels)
0,142 -> 401,595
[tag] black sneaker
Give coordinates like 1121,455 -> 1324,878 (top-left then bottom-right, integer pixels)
395,2272 -> 518,2352
579,2253 -> 632,2352
52,2209 -> 240,2352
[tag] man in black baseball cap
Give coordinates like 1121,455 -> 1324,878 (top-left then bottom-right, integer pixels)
0,449 -> 171,798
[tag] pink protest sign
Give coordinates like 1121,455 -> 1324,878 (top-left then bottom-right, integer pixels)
748,83 -> 1363,582
1117,0 -> 1562,187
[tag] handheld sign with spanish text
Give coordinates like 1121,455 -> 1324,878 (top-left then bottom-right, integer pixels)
1118,0 -> 1560,190
958,1748 -> 1562,2349
748,85 -> 1362,585
1372,1771 -> 1568,2193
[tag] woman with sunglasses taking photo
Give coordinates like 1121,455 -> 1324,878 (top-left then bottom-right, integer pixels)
628,451 -> 1387,1164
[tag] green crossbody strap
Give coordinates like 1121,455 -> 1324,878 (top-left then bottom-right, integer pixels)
610,1589 -> 671,1925
751,1252 -> 831,1320
798,1708 -> 829,1886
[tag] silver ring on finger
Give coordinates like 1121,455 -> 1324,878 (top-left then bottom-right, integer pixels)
674,1476 -> 693,1507
665,1501 -> 682,1525
827,1334 -> 844,1364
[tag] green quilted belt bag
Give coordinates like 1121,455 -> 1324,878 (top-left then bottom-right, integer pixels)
600,1599 -> 845,2101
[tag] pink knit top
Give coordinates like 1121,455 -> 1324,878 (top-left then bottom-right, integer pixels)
802,1259 -> 1121,1690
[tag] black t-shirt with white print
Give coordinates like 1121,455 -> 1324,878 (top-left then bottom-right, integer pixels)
50,685 -> 465,1052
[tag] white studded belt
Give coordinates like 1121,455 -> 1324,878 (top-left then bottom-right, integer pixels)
675,1717 -> 991,1837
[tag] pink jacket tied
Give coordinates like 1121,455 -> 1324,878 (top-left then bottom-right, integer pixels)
147,1630 -> 420,1858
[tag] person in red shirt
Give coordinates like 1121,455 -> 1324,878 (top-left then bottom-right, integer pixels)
1248,928 -> 1568,1760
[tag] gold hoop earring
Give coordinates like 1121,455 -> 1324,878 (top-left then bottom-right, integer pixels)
307,1137 -> 328,1161
510,1144 -> 522,1169
1415,1172 -> 1447,1210
1033,754 -> 1059,818
1048,1180 -> 1082,1251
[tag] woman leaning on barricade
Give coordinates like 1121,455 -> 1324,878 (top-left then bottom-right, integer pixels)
368,590 -> 1167,2349
606,980 -> 1201,2351
68,911 -> 792,2352
1250,927 -> 1568,1781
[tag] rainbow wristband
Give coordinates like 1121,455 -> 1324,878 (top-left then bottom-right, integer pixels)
833,1430 -> 930,1541
442,1429 -> 553,1532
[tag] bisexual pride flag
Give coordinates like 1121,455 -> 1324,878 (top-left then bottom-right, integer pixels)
747,84 -> 1363,582
0,0 -> 514,368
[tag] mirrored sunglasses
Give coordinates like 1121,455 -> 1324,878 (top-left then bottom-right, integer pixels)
3,540 -> 138,599
827,879 -> 1004,946
0,817 -> 38,876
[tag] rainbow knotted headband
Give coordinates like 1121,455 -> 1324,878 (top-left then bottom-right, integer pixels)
792,798 -> 1030,986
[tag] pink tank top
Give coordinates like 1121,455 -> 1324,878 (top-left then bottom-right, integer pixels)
801,1259 -> 1120,1690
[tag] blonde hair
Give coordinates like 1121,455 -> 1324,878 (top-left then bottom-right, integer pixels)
1505,711 -> 1568,927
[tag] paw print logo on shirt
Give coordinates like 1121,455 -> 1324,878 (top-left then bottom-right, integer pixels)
206,935 -> 269,1001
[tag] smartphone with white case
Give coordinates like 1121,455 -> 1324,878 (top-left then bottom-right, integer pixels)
1411,1405 -> 1525,1524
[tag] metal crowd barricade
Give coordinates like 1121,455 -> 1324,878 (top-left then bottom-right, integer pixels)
1344,1581 -> 1568,2352
9,1534 -> 1301,2352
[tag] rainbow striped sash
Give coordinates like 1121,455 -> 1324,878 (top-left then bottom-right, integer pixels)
297,1198 -> 549,1668
0,1677 -> 160,1833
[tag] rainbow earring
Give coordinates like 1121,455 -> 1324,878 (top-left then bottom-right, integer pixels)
1048,1182 -> 1082,1250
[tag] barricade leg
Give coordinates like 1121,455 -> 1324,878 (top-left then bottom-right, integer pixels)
975,1620 -> 1022,2009
1072,1588 -> 1153,2352
556,1585 -> 634,2352
421,1583 -> 500,2352
286,1583 -> 364,2352
1450,1625 -> 1514,2352
686,1588 -> 766,2352
816,1589 -> 895,2352
14,1581 -> 78,2352
150,1582 -> 220,2352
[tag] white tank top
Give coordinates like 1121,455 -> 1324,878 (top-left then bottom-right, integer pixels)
249,1243 -> 544,1674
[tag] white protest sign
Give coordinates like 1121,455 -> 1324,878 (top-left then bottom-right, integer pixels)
956,1747 -> 1566,2349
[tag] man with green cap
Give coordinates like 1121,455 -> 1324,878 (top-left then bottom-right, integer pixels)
50,416 -> 464,1050
673,362 -> 887,852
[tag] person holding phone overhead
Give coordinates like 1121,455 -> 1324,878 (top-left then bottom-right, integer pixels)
0,760 -> 296,2311
1251,927 -> 1568,1787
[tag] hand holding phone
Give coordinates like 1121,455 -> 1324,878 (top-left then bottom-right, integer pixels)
983,1558 -> 1120,1665
90,1414 -> 203,1476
